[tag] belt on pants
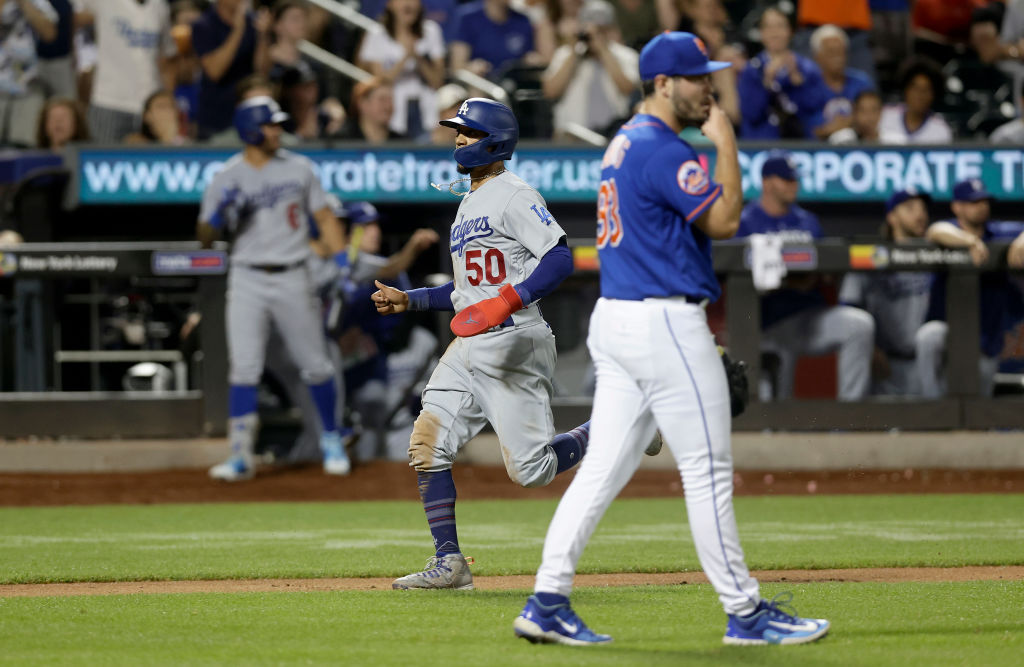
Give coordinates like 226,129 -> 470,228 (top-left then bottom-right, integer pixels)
642,295 -> 710,308
240,261 -> 305,273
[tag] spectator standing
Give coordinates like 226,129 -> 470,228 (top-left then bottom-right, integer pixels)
911,0 -> 988,65
810,24 -> 873,141
738,6 -> 828,139
611,0 -> 661,51
878,57 -> 953,144
76,0 -> 177,143
357,0 -> 445,141
541,0 -> 638,139
123,89 -> 187,145
918,179 -> 1024,397
35,95 -> 88,149
0,0 -> 57,147
191,0 -> 272,140
362,0 -> 458,41
337,77 -> 405,143
735,153 -> 874,401
450,0 -> 541,79
35,0 -> 76,98
839,189 -> 934,395
828,89 -> 881,144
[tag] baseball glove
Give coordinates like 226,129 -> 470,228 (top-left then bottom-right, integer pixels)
719,348 -> 749,418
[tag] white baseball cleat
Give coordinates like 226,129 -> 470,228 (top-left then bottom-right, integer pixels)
320,430 -> 352,476
208,456 -> 254,482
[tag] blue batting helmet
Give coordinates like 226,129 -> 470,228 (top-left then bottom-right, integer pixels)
340,201 -> 380,226
233,96 -> 289,145
439,98 -> 518,168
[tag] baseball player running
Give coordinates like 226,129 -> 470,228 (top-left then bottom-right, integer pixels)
513,33 -> 829,646
372,98 -> 621,591
199,95 -> 353,481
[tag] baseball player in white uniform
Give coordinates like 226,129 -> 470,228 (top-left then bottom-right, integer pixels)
372,98 -> 611,591
514,33 -> 829,646
198,96 -> 353,481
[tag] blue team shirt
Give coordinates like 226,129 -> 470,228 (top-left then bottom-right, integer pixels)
738,51 -> 829,140
451,1 -> 534,72
191,8 -> 257,137
596,114 -> 722,302
813,68 -> 874,131
928,219 -> 1024,358
736,200 -> 825,327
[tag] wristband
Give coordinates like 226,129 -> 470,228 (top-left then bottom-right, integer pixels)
333,251 -> 349,268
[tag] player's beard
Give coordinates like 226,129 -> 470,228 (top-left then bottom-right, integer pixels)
457,163 -> 471,175
670,81 -> 711,128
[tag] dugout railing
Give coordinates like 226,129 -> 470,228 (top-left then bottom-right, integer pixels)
550,239 -> 1024,433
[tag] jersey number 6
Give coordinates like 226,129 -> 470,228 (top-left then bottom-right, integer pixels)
596,178 -> 623,249
465,248 -> 507,285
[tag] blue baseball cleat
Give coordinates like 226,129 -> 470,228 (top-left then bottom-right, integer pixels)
723,593 -> 830,645
320,429 -> 352,476
513,595 -> 612,646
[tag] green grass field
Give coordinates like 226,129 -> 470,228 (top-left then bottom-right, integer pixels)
1,494 -> 1022,665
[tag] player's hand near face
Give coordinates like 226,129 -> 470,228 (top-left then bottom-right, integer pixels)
700,100 -> 735,146
372,280 -> 409,315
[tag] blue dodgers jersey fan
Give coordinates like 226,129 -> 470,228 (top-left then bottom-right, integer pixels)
596,114 -> 723,301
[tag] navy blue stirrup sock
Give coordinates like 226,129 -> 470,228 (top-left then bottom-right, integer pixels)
417,470 -> 460,556
549,421 -> 591,474
534,592 -> 569,607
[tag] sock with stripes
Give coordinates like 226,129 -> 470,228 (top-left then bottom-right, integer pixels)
417,470 -> 460,556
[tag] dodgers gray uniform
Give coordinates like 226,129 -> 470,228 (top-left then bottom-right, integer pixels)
840,271 -> 933,395
409,171 -> 565,487
199,150 -> 334,387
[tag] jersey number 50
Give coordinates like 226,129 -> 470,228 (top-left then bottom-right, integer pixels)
596,178 -> 623,249
465,248 -> 507,285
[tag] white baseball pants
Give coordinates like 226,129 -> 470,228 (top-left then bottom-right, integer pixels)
534,297 -> 760,616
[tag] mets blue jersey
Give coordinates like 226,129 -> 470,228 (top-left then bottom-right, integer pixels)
596,114 -> 722,301
736,200 -> 825,326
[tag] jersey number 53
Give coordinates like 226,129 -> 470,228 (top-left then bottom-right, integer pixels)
596,178 -> 623,249
465,248 -> 507,285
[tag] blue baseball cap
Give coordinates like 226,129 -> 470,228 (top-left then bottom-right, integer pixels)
952,179 -> 993,202
885,187 -> 932,214
340,201 -> 380,225
761,153 -> 798,181
639,31 -> 731,80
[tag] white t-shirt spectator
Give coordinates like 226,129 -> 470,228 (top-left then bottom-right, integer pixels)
0,0 -> 58,95
81,0 -> 175,114
545,41 -> 639,135
358,20 -> 445,136
878,104 -> 953,144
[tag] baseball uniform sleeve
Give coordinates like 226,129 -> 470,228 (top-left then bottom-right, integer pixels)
302,158 -> 328,214
503,188 -> 566,259
159,2 -> 177,59
199,171 -> 230,224
645,143 -> 722,224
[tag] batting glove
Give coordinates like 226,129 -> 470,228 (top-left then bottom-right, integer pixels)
450,283 -> 524,337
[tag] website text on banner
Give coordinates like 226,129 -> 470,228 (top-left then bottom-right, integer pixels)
76,147 -> 1024,204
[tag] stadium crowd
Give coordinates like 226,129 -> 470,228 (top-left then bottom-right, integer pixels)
2,0 -> 1024,462
5,0 -> 1024,148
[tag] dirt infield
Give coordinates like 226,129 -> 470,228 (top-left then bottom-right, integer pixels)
1,462 -> 1022,506
2,566 -> 1022,598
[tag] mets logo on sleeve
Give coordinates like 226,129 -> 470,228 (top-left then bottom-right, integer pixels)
677,161 -> 709,195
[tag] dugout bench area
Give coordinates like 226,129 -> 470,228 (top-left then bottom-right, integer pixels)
0,240 -> 1020,439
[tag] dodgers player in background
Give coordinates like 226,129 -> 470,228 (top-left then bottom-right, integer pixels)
917,179 -> 1024,397
514,32 -> 829,646
198,96 -> 354,480
372,98 -> 621,591
736,153 -> 874,401
839,188 -> 934,396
